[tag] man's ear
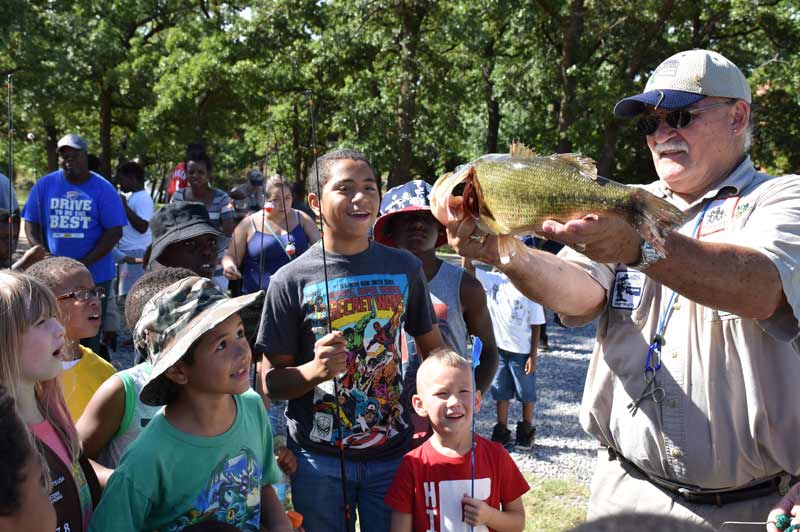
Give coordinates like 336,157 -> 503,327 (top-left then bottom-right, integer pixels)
308,192 -> 321,217
164,362 -> 189,385
731,100 -> 750,136
411,394 -> 428,418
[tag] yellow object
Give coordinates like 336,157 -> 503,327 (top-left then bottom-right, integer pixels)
60,345 -> 116,421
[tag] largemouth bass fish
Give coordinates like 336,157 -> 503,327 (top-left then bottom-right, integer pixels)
430,143 -> 687,263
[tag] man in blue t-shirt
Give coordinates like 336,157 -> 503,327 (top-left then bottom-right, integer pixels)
22,134 -> 126,355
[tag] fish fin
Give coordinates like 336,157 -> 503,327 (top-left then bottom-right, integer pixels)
549,153 -> 598,180
497,235 -> 528,265
509,141 -> 537,159
629,188 -> 689,255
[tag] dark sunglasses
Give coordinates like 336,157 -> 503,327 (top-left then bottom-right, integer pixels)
55,286 -> 107,302
636,100 -> 737,135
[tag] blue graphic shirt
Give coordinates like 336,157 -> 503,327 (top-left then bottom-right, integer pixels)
22,170 -> 126,283
257,241 -> 436,461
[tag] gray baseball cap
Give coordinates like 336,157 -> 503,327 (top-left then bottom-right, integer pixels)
614,49 -> 751,117
57,134 -> 88,152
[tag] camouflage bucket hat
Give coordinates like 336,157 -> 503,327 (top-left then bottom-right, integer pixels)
135,276 -> 263,406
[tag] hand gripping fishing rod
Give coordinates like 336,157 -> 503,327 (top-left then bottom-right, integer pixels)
309,92 -> 353,532
6,74 -> 14,265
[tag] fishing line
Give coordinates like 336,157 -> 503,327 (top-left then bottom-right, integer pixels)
6,75 -> 13,265
309,92 -> 353,531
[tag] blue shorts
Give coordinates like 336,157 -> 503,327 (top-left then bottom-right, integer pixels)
491,348 -> 537,403
288,439 -> 401,532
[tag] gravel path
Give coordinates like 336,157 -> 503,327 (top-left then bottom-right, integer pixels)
475,312 -> 597,485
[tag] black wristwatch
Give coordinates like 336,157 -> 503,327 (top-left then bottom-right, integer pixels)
629,240 -> 664,271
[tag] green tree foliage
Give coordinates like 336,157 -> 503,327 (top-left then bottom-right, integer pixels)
1,0 -> 798,195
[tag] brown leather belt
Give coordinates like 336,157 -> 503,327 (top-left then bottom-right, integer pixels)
605,446 -> 792,506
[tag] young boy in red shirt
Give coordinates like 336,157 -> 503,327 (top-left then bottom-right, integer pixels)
385,348 -> 529,532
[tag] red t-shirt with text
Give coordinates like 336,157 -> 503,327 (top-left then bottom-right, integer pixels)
385,435 -> 529,531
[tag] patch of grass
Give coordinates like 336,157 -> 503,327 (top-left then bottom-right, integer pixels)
523,474 -> 589,531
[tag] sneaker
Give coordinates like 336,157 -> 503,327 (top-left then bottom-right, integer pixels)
515,421 -> 536,447
490,423 -> 512,446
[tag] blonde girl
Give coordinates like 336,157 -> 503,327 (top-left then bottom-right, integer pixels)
0,271 -> 100,532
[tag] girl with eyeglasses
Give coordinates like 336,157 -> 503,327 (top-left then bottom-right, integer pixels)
0,270 -> 101,532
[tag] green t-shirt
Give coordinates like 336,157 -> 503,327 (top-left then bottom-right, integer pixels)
89,389 -> 280,532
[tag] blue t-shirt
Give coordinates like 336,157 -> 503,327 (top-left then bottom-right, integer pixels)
22,170 -> 126,283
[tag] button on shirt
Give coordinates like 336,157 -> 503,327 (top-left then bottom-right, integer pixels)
561,157 -> 800,489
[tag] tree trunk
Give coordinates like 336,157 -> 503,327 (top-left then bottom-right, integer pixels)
99,85 -> 113,179
292,102 -> 304,184
389,1 -> 428,188
483,39 -> 500,154
556,0 -> 585,153
45,122 -> 58,173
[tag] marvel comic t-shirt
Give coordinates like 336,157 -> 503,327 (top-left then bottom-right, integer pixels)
257,241 -> 435,461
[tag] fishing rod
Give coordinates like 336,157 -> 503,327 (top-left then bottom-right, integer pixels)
309,91 -> 353,532
470,338 -> 483,532
6,75 -> 13,265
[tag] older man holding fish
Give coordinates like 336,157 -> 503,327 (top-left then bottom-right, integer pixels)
441,49 -> 800,529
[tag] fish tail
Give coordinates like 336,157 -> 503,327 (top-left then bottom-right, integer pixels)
497,235 -> 528,265
629,188 -> 689,255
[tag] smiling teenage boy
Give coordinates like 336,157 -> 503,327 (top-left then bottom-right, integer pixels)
89,277 -> 291,532
385,349 -> 528,532
257,149 -> 445,531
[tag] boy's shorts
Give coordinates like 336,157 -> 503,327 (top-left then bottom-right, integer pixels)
491,347 -> 537,403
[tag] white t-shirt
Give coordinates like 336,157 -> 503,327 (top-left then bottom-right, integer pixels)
118,190 -> 154,252
476,268 -> 545,354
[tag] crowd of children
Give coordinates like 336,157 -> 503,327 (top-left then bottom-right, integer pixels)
11,146 -> 784,532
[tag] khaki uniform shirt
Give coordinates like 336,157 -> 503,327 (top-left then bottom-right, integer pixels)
560,157 -> 800,489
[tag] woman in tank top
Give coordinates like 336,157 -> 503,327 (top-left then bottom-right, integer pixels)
222,175 -> 320,294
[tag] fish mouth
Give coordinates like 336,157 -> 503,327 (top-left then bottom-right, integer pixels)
430,165 -> 473,224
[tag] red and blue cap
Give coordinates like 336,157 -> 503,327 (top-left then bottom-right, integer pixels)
373,179 -> 447,248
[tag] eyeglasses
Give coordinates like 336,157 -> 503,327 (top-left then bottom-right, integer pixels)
55,286 -> 107,302
636,100 -> 737,136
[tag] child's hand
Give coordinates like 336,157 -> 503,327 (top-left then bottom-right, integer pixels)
312,331 -> 347,381
525,355 -> 536,375
462,494 -> 493,527
276,446 -> 297,476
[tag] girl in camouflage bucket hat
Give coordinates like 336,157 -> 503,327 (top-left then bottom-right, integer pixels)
90,277 -> 294,531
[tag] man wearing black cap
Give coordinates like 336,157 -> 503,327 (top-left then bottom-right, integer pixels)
22,134 -> 127,354
444,49 -> 800,527
143,201 -> 223,279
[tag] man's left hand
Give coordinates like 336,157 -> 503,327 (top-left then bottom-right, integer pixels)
540,213 -> 641,265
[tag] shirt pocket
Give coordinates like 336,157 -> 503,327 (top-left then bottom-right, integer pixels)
607,268 -> 653,329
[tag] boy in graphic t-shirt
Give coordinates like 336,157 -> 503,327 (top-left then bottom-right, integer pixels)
384,349 -> 529,531
256,149 -> 445,531
89,277 -> 291,532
